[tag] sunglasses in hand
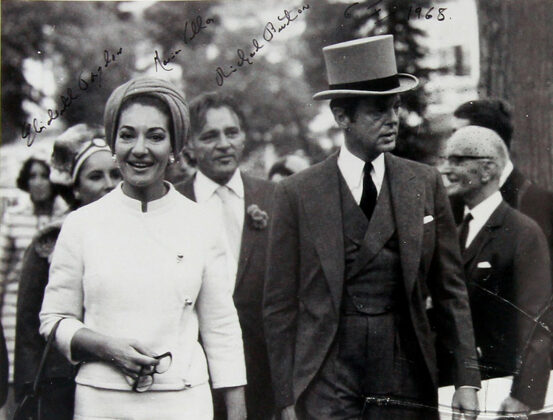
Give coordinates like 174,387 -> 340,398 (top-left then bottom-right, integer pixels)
128,351 -> 173,393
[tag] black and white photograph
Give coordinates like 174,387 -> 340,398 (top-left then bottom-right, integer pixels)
1,0 -> 553,419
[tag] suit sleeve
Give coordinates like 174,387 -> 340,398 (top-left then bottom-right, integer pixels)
263,183 -> 299,409
428,170 -> 481,388
510,222 -> 552,409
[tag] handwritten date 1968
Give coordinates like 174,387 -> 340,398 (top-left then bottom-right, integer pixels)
344,1 -> 447,22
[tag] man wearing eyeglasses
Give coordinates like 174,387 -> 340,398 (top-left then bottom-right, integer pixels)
441,125 -> 552,416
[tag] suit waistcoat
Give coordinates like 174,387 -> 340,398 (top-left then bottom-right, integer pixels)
339,173 -> 404,315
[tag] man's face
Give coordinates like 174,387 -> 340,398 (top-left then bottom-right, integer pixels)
341,95 -> 400,161
188,106 -> 245,185
441,137 -> 485,199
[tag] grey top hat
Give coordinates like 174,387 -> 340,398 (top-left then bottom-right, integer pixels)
313,35 -> 419,100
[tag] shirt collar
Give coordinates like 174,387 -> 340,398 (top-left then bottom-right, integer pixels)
194,169 -> 244,203
499,159 -> 514,187
464,190 -> 503,224
337,145 -> 385,190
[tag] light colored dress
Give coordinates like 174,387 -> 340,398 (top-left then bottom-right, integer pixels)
40,184 -> 246,419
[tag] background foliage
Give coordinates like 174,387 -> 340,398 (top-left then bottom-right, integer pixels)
2,0 -> 434,168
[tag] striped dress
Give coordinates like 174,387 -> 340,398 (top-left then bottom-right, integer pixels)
0,195 -> 66,382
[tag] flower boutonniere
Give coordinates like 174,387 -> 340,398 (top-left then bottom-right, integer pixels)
247,204 -> 269,230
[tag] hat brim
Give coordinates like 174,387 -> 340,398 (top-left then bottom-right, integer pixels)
312,74 -> 419,100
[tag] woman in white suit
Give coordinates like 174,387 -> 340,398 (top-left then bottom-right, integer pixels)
40,77 -> 247,420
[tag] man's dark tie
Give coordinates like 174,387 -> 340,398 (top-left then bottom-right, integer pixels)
360,162 -> 377,220
458,213 -> 473,251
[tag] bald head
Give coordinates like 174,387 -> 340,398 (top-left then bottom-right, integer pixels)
448,126 -> 508,173
442,125 -> 509,207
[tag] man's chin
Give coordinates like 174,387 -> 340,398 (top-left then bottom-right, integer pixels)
377,142 -> 396,154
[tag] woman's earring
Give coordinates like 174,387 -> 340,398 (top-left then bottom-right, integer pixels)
169,153 -> 175,164
111,154 -> 117,162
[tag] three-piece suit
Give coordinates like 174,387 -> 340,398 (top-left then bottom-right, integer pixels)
263,152 -> 481,419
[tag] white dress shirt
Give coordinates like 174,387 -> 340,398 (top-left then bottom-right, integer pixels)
337,145 -> 385,203
193,170 -> 244,290
463,190 -> 503,248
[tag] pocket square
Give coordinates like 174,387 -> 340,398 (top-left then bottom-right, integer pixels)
423,215 -> 434,224
477,261 -> 492,268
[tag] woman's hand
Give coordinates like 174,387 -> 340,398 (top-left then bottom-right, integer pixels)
101,337 -> 160,378
71,328 -> 159,378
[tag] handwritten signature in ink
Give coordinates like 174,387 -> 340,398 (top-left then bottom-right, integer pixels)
21,48 -> 123,146
215,4 -> 310,87
154,15 -> 215,72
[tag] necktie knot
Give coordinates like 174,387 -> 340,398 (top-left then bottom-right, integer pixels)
216,185 -> 232,200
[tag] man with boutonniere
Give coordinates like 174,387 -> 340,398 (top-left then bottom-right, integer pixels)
174,92 -> 276,420
440,125 -> 552,417
263,35 -> 481,420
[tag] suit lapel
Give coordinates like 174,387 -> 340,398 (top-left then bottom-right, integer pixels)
302,154 -> 345,314
174,176 -> 196,201
235,174 -> 261,288
386,153 -> 423,296
463,202 -> 507,271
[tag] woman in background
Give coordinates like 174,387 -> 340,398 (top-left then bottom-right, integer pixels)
40,77 -> 247,420
14,125 -> 120,420
0,156 -> 66,418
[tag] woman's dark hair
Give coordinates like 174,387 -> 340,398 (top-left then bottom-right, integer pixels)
268,160 -> 294,179
16,158 -> 50,192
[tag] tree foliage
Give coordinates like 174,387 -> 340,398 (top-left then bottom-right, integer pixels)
2,0 -> 434,166
2,1 -> 138,144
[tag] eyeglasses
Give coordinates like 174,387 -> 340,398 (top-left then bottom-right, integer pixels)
130,352 -> 173,393
445,155 -> 494,165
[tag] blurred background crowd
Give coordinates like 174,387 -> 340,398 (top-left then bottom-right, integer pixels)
1,0 -> 553,417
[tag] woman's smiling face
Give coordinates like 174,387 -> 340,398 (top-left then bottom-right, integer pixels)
115,98 -> 172,201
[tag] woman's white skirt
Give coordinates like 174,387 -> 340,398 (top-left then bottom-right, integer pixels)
73,383 -> 213,420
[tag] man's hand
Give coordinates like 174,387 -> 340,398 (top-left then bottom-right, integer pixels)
222,386 -> 247,420
281,405 -> 298,420
452,387 -> 479,420
498,395 -> 530,418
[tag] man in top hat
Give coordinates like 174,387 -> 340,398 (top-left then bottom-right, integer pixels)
175,92 -> 275,420
263,35 -> 481,420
